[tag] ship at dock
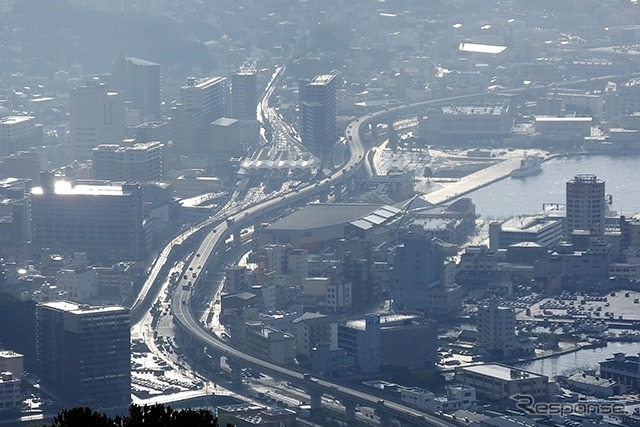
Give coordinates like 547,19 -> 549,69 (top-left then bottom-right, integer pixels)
511,154 -> 543,178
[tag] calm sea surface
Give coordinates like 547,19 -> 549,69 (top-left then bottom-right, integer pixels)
463,155 -> 640,220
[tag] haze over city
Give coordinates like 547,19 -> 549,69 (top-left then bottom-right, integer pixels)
3,1 -> 640,426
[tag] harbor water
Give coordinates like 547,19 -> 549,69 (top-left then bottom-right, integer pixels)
464,155 -> 640,219
517,342 -> 640,378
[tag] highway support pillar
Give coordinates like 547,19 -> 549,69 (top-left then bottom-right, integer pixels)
309,388 -> 323,421
228,359 -> 242,385
204,348 -> 221,372
334,183 -> 343,201
342,398 -> 357,425
346,177 -> 355,193
375,408 -> 391,427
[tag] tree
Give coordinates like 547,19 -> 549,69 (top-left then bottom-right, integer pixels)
47,404 -> 234,427
49,407 -> 114,427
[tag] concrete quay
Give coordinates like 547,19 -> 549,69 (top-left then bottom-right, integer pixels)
421,150 -> 546,206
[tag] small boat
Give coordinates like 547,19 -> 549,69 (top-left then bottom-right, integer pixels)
511,154 -> 543,178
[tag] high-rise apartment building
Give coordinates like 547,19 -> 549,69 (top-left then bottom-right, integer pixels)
36,301 -> 130,408
231,70 -> 257,121
299,74 -> 337,149
566,174 -> 606,236
0,116 -> 40,157
113,56 -> 162,122
92,141 -> 164,182
390,232 -> 442,312
69,79 -> 126,160
31,174 -> 145,261
476,298 -> 517,358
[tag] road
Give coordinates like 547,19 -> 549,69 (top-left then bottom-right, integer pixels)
167,112 -> 456,426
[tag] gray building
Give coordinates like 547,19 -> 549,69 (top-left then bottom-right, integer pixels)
31,175 -> 145,262
36,301 -> 130,408
113,56 -> 162,122
230,69 -> 257,121
69,79 -> 126,160
299,74 -> 337,150
390,231 -> 443,312
566,174 -> 606,237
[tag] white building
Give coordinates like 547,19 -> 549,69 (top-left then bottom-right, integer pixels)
0,351 -> 23,381
534,116 -> 592,140
0,115 -> 39,156
56,253 -> 98,302
244,322 -> 295,364
566,373 -> 627,397
455,364 -> 548,402
0,372 -> 21,411
477,298 -> 517,358
400,385 -> 476,412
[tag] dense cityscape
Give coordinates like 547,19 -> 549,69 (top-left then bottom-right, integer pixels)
4,0 -> 640,426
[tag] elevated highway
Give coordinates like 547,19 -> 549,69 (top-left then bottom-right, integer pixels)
166,112 -> 460,426
133,71 -> 640,425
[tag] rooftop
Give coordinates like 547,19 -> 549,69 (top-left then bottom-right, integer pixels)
265,203 -> 387,231
535,116 -> 593,122
459,43 -> 507,55
31,181 -> 134,196
310,74 -> 336,86
40,300 -> 128,315
212,117 -> 239,127
0,115 -> 35,125
458,363 -> 547,381
125,57 -> 160,66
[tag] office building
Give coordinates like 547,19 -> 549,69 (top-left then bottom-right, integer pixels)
476,298 -> 517,358
420,103 -> 513,143
0,151 -> 41,184
230,69 -> 257,121
390,231 -> 442,312
92,140 -> 164,182
208,117 -> 240,156
113,56 -> 161,122
172,76 -> 227,154
69,79 -> 126,160
0,116 -> 40,157
489,214 -> 564,250
0,179 -> 31,256
244,322 -> 295,364
534,116 -> 592,140
455,364 -> 548,402
566,174 -> 606,236
338,314 -> 436,373
181,76 -> 226,121
36,301 -> 131,408
31,175 -> 145,262
299,74 -> 337,149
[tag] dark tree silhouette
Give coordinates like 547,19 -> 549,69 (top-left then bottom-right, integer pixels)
49,407 -> 114,427
47,404 -> 234,427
